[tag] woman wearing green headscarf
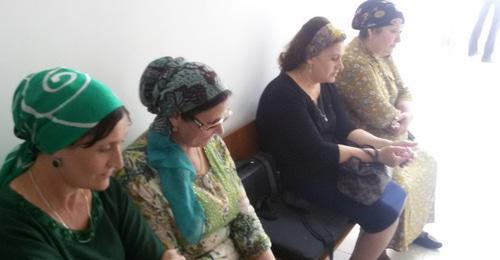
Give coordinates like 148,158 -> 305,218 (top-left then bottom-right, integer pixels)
115,57 -> 274,260
0,67 -> 177,259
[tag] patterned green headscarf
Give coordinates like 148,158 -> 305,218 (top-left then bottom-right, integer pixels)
139,56 -> 228,244
140,56 -> 228,135
0,67 -> 123,186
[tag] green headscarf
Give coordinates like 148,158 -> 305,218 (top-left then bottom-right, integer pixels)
0,67 -> 123,186
140,56 -> 229,244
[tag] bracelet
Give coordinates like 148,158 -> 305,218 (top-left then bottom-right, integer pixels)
360,146 -> 378,162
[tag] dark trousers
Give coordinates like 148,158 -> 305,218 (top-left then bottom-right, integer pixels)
469,0 -> 500,61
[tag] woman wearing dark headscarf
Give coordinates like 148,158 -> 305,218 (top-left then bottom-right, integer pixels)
0,68 -> 172,259
335,0 -> 441,253
115,57 -> 274,260
256,16 -> 415,260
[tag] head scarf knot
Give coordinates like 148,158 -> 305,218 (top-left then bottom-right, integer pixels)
139,56 -> 228,244
0,67 -> 123,186
352,0 -> 404,30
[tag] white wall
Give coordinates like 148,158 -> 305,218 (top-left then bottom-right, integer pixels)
0,0 -> 362,161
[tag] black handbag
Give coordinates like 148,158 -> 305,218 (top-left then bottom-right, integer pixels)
236,152 -> 350,260
337,144 -> 390,206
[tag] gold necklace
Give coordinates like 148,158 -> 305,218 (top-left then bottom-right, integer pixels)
29,168 -> 91,233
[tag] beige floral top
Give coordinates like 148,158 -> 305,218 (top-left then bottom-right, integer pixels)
336,38 -> 438,252
115,133 -> 271,259
336,37 -> 412,139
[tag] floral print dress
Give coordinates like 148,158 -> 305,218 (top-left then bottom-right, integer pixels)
336,37 -> 437,251
115,133 -> 271,259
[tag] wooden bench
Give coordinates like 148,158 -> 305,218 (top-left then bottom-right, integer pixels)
224,120 -> 355,259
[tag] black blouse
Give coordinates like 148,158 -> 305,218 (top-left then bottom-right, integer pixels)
256,72 -> 355,196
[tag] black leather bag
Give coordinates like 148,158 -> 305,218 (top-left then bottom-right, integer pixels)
235,153 -> 278,216
236,152 -> 351,260
337,145 -> 390,206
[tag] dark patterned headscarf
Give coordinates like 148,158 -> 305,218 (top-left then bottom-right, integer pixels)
305,23 -> 346,59
352,0 -> 404,30
140,56 -> 227,136
139,56 -> 228,245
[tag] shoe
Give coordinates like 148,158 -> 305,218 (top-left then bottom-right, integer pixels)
378,250 -> 391,260
413,232 -> 443,249
481,55 -> 493,63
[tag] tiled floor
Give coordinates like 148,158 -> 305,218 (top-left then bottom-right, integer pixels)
334,225 -> 444,260
333,37 -> 500,259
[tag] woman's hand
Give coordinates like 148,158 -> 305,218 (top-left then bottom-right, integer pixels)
396,112 -> 412,135
161,249 -> 185,260
388,112 -> 412,135
388,117 -> 401,133
389,101 -> 413,135
391,139 -> 417,148
378,146 -> 414,167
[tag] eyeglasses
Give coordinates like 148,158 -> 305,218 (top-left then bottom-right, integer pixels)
191,109 -> 233,131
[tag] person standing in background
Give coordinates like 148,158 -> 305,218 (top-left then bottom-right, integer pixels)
469,0 -> 500,62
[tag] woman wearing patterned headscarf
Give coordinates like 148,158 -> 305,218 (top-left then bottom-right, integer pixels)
256,16 -> 415,260
335,0 -> 441,255
0,67 -> 172,259
115,57 -> 274,260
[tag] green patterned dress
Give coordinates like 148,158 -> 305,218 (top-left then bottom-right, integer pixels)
115,133 -> 271,259
336,37 -> 437,251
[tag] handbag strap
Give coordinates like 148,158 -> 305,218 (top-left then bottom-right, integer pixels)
252,153 -> 279,195
298,213 -> 335,260
359,144 -> 378,162
283,192 -> 335,259
344,140 -> 379,162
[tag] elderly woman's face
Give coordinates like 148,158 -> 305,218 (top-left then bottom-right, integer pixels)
309,41 -> 345,83
52,117 -> 129,191
171,100 -> 229,147
368,22 -> 403,57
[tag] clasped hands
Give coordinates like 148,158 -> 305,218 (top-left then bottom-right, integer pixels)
377,140 -> 416,168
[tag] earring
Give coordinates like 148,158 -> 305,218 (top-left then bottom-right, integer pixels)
171,126 -> 178,132
52,158 -> 63,168
308,63 -> 313,73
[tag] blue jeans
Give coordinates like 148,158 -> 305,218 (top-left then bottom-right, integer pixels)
469,0 -> 500,61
